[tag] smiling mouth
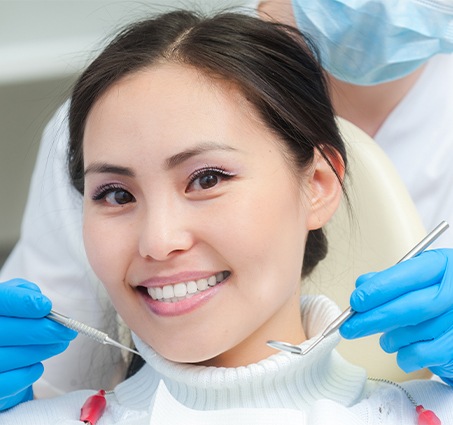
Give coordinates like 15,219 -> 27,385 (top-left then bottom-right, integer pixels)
144,271 -> 230,303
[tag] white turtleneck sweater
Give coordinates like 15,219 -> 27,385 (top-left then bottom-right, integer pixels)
2,296 -> 453,424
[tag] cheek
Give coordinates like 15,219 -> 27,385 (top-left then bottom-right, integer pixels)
213,183 -> 308,277
82,214 -> 127,291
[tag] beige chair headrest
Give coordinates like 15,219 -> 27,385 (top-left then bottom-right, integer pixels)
305,117 -> 430,381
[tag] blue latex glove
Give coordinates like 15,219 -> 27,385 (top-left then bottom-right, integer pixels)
340,249 -> 453,385
0,279 -> 77,411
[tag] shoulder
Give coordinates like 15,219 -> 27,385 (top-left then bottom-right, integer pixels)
351,379 -> 453,425
0,389 -> 149,425
42,100 -> 70,151
0,390 -> 92,424
403,379 -> 453,423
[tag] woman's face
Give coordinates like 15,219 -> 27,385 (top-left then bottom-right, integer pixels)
82,63 -> 331,366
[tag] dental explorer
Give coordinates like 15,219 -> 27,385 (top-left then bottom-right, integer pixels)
47,310 -> 141,356
267,220 -> 449,356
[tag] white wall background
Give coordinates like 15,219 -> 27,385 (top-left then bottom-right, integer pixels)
0,0 -> 247,259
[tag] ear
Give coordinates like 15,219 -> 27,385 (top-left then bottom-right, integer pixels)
305,148 -> 345,230
257,0 -> 297,26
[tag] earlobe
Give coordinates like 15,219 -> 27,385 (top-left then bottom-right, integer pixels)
306,148 -> 345,230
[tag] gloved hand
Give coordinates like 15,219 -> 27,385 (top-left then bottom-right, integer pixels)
340,249 -> 453,385
0,279 -> 77,411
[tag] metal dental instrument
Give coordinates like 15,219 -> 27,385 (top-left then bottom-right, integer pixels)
267,220 -> 450,356
47,310 -> 141,356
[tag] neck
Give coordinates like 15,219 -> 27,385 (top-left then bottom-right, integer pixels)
198,292 -> 306,367
115,296 -> 366,412
328,66 -> 425,137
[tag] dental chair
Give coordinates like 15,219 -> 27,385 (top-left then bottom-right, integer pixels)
305,117 -> 431,381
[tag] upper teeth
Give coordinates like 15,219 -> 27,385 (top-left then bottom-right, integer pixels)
147,272 -> 227,302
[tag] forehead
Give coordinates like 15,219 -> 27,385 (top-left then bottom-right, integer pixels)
89,62 -> 256,125
83,63 -> 287,159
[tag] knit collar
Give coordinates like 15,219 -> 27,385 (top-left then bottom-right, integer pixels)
114,295 -> 366,412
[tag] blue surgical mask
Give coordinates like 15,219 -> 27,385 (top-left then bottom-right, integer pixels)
292,0 -> 453,85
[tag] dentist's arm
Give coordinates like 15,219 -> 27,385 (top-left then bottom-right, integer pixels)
0,102 -> 126,401
0,279 -> 76,411
340,249 -> 453,385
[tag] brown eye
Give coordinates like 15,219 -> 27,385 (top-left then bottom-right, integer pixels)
92,184 -> 136,205
106,190 -> 134,205
186,167 -> 234,193
199,174 -> 218,189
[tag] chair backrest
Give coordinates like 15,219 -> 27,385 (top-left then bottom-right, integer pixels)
305,117 -> 431,381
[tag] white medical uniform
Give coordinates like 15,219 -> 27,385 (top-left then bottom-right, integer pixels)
374,54 -> 453,248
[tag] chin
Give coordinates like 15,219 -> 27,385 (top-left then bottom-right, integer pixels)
162,349 -> 219,364
147,340 -> 225,365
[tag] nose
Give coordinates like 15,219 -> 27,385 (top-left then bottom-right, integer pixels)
138,197 -> 195,261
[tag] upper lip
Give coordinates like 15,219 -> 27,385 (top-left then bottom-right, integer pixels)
136,271 -> 225,288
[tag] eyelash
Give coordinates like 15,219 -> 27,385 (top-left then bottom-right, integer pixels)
90,166 -> 234,202
91,183 -> 129,202
187,166 -> 235,190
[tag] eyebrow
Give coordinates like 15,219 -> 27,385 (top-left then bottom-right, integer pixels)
84,142 -> 238,177
165,142 -> 237,169
84,163 -> 135,177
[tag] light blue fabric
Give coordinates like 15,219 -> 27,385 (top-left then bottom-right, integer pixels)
292,0 -> 453,85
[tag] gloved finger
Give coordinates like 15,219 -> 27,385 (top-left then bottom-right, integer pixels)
380,309 -> 453,353
340,284 -> 451,338
1,278 -> 41,292
0,386 -> 33,412
0,317 -> 77,346
0,363 -> 43,400
355,272 -> 377,287
0,342 -> 70,372
350,250 -> 447,312
429,367 -> 453,385
394,328 -> 453,374
0,280 -> 51,318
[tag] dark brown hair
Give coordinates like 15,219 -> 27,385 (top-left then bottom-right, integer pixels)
68,9 -> 347,276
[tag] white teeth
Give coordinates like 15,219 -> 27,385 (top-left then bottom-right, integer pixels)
208,276 -> 216,287
155,287 -> 163,300
187,281 -> 198,294
174,283 -> 187,297
146,272 -> 227,302
162,285 -> 174,299
197,279 -> 208,291
148,287 -> 156,300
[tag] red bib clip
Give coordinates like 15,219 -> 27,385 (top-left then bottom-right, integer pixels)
416,405 -> 441,425
80,389 -> 107,425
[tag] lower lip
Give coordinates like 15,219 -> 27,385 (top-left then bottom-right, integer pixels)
140,280 -> 226,317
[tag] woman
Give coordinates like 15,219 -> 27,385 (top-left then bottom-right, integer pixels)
2,10 -> 452,424
2,0 -> 453,409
